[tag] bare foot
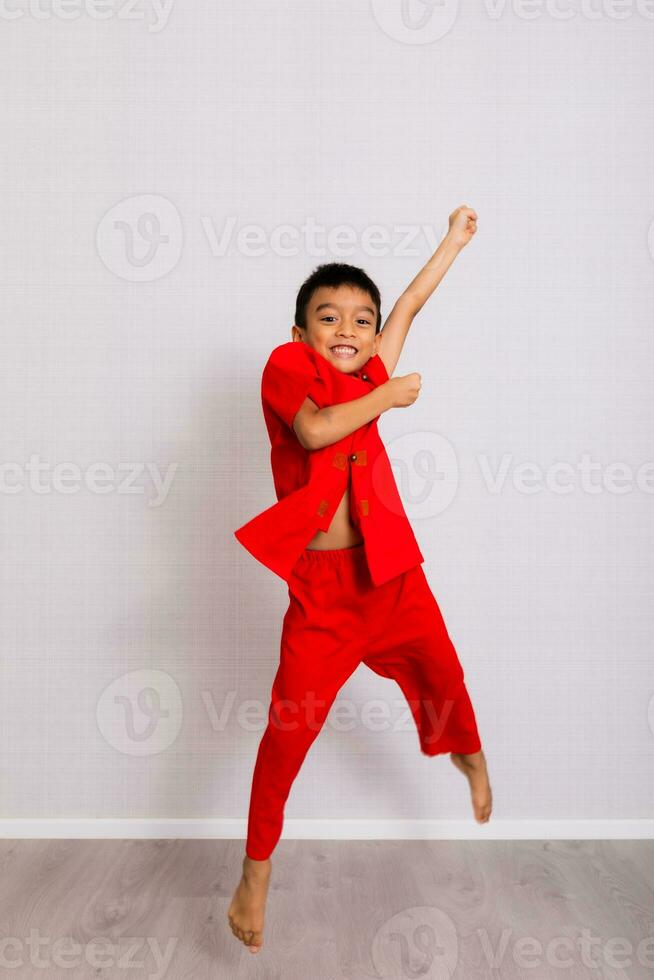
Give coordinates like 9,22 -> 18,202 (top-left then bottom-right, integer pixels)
227,855 -> 271,953
450,749 -> 493,823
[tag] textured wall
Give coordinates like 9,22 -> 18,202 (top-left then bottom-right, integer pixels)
1,0 -> 653,822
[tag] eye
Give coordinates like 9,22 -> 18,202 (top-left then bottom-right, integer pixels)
356,319 -> 371,326
321,316 -> 337,323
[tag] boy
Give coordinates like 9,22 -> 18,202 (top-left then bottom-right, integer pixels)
229,205 -> 492,954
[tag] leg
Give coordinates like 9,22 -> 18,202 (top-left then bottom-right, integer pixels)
230,545 -> 372,952
362,564 -> 492,820
363,564 -> 482,755
244,612 -> 363,860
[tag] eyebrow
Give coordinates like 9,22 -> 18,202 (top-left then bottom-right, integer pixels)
314,303 -> 376,317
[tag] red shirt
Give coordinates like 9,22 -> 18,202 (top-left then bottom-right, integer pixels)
234,340 -> 424,587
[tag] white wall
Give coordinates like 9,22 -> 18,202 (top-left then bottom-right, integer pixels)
1,0 -> 653,824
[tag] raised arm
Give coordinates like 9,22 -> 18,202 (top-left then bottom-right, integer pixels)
377,204 -> 478,377
292,374 -> 421,451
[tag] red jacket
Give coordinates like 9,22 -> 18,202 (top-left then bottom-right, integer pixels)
234,340 -> 425,587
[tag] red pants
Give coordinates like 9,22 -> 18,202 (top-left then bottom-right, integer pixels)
245,543 -> 482,860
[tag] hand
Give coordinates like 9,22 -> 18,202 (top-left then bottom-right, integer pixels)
447,204 -> 477,249
386,372 -> 422,409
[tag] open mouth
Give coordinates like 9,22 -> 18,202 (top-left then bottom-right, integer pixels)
329,344 -> 358,359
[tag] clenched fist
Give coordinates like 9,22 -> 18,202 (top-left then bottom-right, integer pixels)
386,372 -> 422,408
447,204 -> 477,249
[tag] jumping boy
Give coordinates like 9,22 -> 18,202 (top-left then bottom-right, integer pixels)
228,205 -> 492,954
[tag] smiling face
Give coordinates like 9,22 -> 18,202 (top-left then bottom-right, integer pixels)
291,285 -> 380,373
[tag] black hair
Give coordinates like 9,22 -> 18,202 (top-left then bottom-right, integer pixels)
294,262 -> 382,334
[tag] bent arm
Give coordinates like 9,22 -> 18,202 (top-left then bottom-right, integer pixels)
292,384 -> 394,451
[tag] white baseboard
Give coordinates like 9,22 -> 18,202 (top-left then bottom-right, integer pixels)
0,819 -> 652,840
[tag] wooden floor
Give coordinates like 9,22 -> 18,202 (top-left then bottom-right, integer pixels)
0,839 -> 653,979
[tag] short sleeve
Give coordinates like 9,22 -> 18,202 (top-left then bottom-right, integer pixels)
261,342 -> 325,430
365,352 -> 389,385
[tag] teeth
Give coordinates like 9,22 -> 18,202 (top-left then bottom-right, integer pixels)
332,346 -> 356,353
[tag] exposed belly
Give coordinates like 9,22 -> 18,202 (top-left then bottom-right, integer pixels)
305,472 -> 363,550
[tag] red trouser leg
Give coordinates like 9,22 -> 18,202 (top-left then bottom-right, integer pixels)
245,545 -> 482,860
245,546 -> 370,860
361,563 -> 482,757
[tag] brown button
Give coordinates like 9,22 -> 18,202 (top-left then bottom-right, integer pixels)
362,373 -> 368,380
349,453 -> 357,461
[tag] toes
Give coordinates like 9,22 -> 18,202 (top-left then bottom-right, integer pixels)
229,921 -> 263,951
473,801 -> 492,822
